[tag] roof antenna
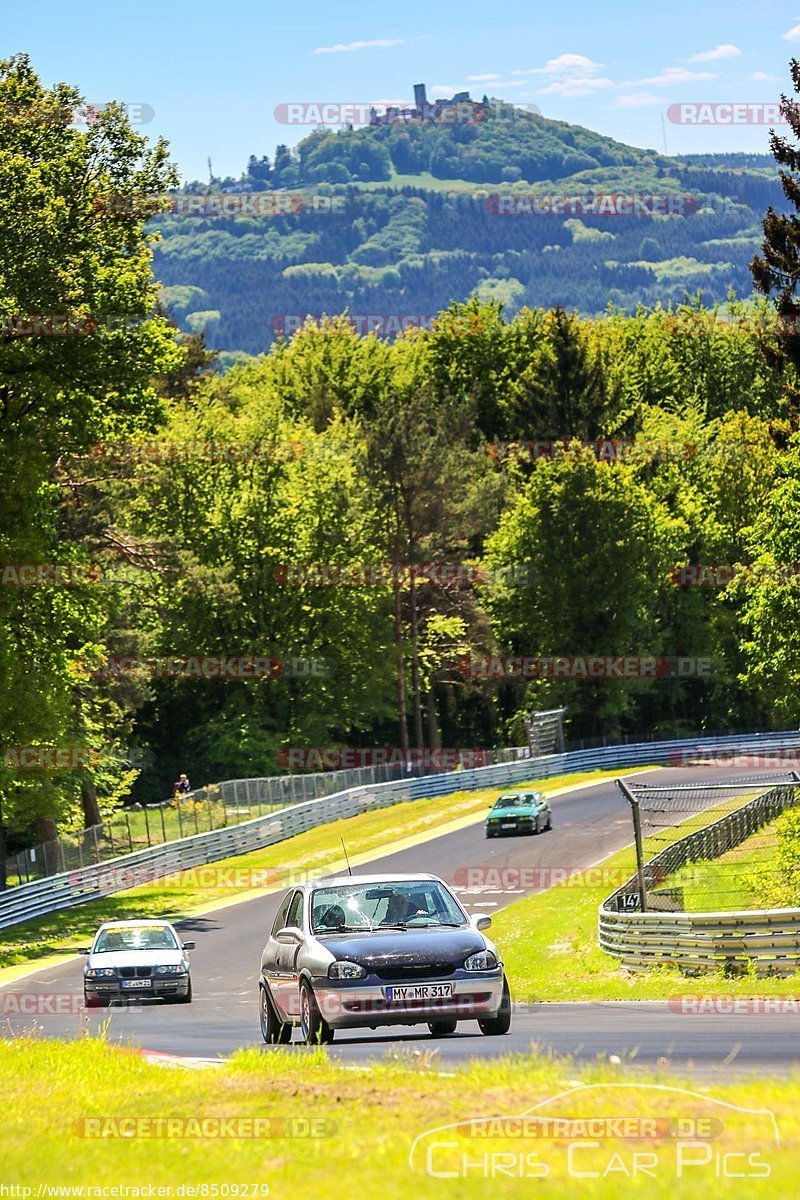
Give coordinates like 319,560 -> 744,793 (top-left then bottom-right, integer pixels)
341,838 -> 353,876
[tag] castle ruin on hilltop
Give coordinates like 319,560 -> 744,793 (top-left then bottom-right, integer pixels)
369,83 -> 489,127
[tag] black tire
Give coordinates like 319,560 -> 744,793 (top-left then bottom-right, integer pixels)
260,985 -> 292,1044
299,981 -> 334,1045
478,978 -> 512,1036
546,816 -> 552,831
428,1019 -> 458,1037
176,978 -> 193,1004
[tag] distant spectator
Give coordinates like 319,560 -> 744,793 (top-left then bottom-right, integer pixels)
173,773 -> 191,798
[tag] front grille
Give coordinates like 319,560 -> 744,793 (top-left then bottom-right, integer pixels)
119,967 -> 152,978
373,963 -> 456,982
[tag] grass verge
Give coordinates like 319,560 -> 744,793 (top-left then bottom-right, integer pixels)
494,791 -> 800,1000
0,767 -> 649,974
0,1036 -> 794,1198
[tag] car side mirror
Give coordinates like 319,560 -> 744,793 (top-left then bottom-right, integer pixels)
181,941 -> 195,951
77,947 -> 91,955
277,926 -> 303,945
472,914 -> 492,931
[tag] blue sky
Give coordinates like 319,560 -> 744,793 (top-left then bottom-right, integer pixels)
3,0 -> 798,180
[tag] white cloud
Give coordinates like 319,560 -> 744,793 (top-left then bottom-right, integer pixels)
752,71 -> 782,82
687,44 -> 741,62
512,54 -> 605,77
616,92 -> 663,108
634,66 -> 716,86
467,73 -> 502,82
537,76 -> 615,97
430,84 -> 462,97
783,22 -> 800,41
486,80 -> 529,89
313,38 -> 405,54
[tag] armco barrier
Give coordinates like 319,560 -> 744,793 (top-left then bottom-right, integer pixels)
2,729 -> 800,931
599,780 -> 800,973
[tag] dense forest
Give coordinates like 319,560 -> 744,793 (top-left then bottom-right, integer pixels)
152,109 -> 786,357
4,53 -> 800,864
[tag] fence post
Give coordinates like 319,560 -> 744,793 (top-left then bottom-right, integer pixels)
618,779 -> 647,912
125,812 -> 133,852
143,806 -> 152,847
160,806 -> 167,842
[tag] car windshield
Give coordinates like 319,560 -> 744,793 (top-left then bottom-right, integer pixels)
310,881 -> 466,933
94,925 -> 178,953
493,796 -> 527,809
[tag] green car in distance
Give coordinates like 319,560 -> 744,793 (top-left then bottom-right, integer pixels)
485,791 -> 553,838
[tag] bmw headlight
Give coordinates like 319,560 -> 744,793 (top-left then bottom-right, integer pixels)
328,960 -> 367,980
464,951 -> 498,972
85,968 -> 115,978
155,964 -> 188,975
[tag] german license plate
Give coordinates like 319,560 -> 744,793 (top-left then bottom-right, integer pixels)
501,822 -> 516,829
384,983 -> 453,1002
121,979 -> 151,989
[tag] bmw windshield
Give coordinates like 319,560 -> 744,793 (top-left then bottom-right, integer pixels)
94,925 -> 179,953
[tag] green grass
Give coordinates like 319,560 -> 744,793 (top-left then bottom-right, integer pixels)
0,1036 -> 795,1198
494,791 -> 800,1001
666,825 -> 779,913
0,766 -> 648,973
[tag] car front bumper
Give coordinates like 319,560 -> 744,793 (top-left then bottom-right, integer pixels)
304,972 -> 506,1029
84,975 -> 190,1002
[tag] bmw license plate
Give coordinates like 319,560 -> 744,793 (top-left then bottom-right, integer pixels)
501,822 -> 516,829
384,983 -> 453,1002
121,979 -> 151,989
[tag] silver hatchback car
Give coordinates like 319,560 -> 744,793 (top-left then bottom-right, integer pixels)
81,919 -> 194,1007
259,873 -> 511,1044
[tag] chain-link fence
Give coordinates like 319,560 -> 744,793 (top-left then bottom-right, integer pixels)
1,746 -> 533,888
615,775 -> 800,913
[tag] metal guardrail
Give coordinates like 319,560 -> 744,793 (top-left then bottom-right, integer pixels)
3,728 -> 800,932
3,748 -> 533,886
599,781 -> 800,973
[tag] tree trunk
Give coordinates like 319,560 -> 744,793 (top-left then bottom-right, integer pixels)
81,776 -> 102,828
426,687 -> 441,750
393,581 -> 409,756
0,799 -> 7,890
408,572 -> 425,750
36,812 -> 59,876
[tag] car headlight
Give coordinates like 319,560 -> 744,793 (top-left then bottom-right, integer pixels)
155,964 -> 188,975
328,960 -> 367,980
464,951 -> 499,972
85,968 -> 116,978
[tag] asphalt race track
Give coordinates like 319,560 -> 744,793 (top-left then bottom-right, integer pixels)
4,764 -> 800,1073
